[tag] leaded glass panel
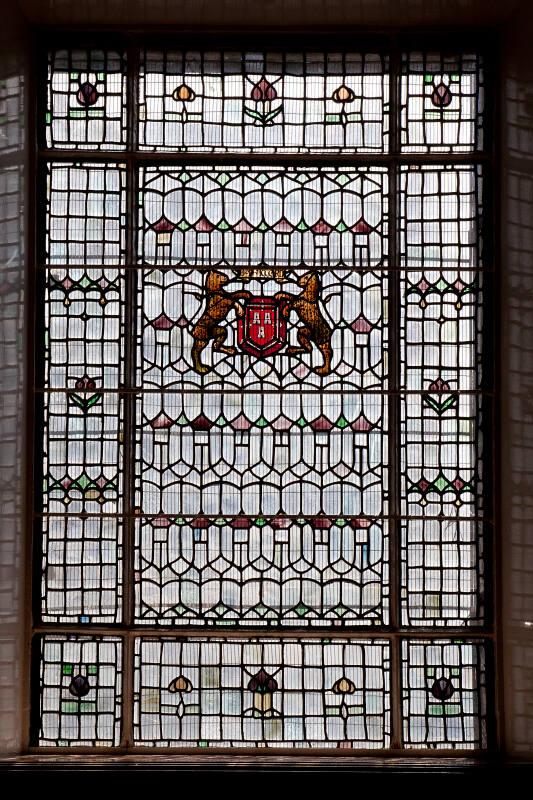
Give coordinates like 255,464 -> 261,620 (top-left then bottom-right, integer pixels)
401,639 -> 487,748
139,50 -> 388,152
38,635 -> 123,746
134,638 -> 391,747
46,50 -> 127,150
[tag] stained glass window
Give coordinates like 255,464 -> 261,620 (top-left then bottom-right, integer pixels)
33,41 -> 492,753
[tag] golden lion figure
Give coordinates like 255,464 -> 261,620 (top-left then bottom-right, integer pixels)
275,271 -> 333,376
191,270 -> 251,374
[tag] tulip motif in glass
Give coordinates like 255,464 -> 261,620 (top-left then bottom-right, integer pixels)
247,669 -> 279,717
245,77 -> 282,125
426,667 -> 462,717
168,674 -> 193,720
326,84 -> 361,126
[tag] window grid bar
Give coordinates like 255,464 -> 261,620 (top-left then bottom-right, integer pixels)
119,40 -> 139,751
31,388 -> 496,395
32,626 -> 496,639
388,42 -> 402,751
36,150 -> 492,165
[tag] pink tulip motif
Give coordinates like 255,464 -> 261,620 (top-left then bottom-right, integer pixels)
76,80 -> 99,108
431,79 -> 453,108
245,76 -> 282,126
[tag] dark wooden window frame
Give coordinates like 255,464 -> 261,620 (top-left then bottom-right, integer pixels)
13,27 -> 501,770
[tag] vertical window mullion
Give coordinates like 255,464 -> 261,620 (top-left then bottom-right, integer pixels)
119,40 -> 139,749
388,43 -> 404,750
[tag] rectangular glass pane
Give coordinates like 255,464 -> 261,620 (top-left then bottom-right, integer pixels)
401,639 -> 487,749
41,165 -> 127,621
134,160 -> 390,626
134,392 -> 386,518
46,50 -> 127,150
400,166 -> 484,521
41,516 -> 122,624
0,75 -> 25,154
46,162 -> 127,265
135,516 -> 388,626
401,52 -> 483,152
43,268 -> 125,389
38,635 -> 122,746
137,266 -> 387,392
139,165 -> 387,269
139,50 -> 388,152
137,164 -> 388,392
134,637 -> 390,747
0,165 -> 24,264
400,519 -> 484,626
42,394 -> 123,516
399,165 -> 482,275
41,279 -> 124,518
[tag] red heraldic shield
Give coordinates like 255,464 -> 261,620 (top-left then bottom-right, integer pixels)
237,297 -> 287,358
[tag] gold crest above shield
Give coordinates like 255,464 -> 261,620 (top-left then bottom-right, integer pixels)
234,266 -> 288,282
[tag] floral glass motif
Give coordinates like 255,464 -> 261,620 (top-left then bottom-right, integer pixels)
76,80 -> 99,108
246,77 -> 282,126
330,84 -> 358,125
426,74 -> 455,109
70,376 -> 102,411
247,669 -> 279,716
36,45 -> 488,750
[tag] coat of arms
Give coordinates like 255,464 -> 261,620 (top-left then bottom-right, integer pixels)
237,297 -> 287,358
191,269 -> 333,376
